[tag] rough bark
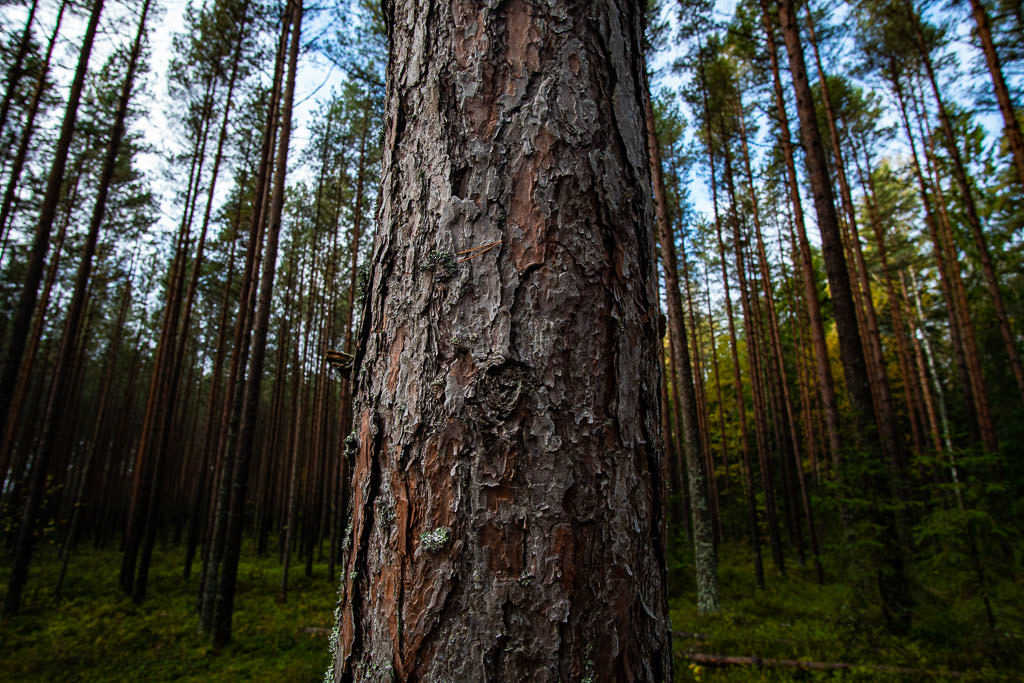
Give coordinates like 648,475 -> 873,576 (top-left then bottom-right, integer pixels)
329,1 -> 671,679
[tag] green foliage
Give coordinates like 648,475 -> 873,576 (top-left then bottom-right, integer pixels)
0,544 -> 335,681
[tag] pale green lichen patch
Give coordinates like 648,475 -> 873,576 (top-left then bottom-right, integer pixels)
419,526 -> 452,552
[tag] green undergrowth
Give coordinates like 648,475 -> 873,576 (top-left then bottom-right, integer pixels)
1,543 -> 336,681
669,542 -> 1024,681
4,539 -> 1022,681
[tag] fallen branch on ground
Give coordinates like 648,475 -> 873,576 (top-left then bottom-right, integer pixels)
682,652 -> 961,677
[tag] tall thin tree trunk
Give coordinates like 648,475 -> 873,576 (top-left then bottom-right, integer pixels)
759,0 -> 842,471
704,262 -> 731,494
737,103 -> 823,583
2,0 -> 146,615
212,0 -> 302,647
645,76 -> 720,613
0,0 -> 39,141
778,0 -> 911,633
722,136 -> 784,575
701,67 -> 763,587
0,0 -> 104,454
0,0 -> 68,256
890,71 -> 987,452
901,272 -> 948,455
805,5 -> 906,471
908,1 -> 1024,406
965,0 -> 1024,190
56,259 -> 138,597
0,158 -> 81,490
279,257 -> 306,600
852,140 -> 926,456
121,69 -> 218,596
199,11 -> 288,626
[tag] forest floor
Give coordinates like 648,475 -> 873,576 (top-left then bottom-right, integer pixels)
2,540 -> 1022,681
668,542 -> 1024,681
0,542 -> 336,681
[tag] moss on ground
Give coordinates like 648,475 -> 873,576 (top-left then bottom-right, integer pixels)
1,543 -> 335,681
669,542 -> 1024,681
3,539 -> 1022,681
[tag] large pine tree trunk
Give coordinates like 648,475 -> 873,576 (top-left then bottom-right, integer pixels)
329,1 -> 671,679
